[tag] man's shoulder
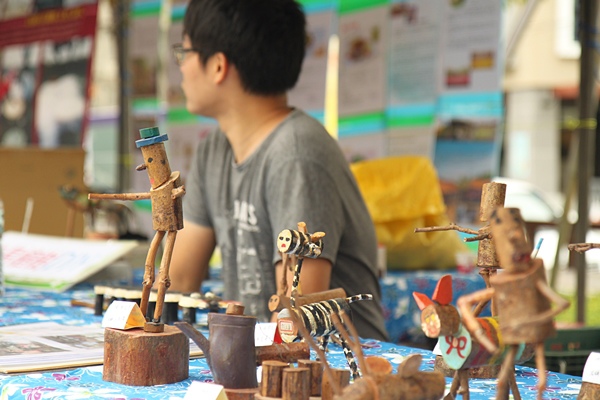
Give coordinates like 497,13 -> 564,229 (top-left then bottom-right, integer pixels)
270,109 -> 339,153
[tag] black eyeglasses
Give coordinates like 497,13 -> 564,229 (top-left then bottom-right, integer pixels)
172,44 -> 198,65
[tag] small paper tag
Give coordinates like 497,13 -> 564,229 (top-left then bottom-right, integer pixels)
102,300 -> 145,330
184,381 -> 228,400
255,322 -> 278,346
582,352 -> 600,384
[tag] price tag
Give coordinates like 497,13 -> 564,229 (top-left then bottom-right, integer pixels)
582,352 -> 600,385
102,300 -> 145,330
255,322 -> 278,346
184,381 -> 227,400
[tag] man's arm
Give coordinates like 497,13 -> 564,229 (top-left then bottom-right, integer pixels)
275,257 -> 332,297
169,219 -> 216,293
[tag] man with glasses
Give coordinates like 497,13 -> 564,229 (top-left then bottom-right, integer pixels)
168,0 -> 388,341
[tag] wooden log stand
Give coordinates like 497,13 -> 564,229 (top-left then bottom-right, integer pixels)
578,382 -> 600,400
103,325 -> 189,386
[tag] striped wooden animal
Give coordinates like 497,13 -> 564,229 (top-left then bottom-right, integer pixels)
277,294 -> 373,379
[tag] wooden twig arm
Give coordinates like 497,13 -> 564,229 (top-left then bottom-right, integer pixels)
568,242 -> 600,253
171,186 -> 186,200
88,192 -> 151,201
414,222 -> 479,236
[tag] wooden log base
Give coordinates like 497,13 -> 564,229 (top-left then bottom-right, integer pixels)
223,387 -> 259,400
103,326 -> 189,386
254,396 -> 321,400
144,321 -> 165,333
433,355 -> 500,378
578,382 -> 600,400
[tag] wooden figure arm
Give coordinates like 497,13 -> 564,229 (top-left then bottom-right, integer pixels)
171,186 -> 186,200
414,222 -> 479,236
568,242 -> 600,253
457,288 -> 497,353
88,192 -> 151,201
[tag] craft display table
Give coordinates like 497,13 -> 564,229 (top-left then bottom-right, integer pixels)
0,281 -> 584,400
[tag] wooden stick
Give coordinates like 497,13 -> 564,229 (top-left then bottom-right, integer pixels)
568,242 -> 600,253
88,192 -> 151,201
414,223 -> 479,236
331,312 -> 369,377
255,342 -> 310,365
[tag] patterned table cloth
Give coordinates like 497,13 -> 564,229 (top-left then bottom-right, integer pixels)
0,281 -> 584,400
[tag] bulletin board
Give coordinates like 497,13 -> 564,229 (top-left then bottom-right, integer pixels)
0,148 -> 85,237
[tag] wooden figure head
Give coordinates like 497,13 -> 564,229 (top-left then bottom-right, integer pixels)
489,207 -> 532,273
277,228 -> 324,258
136,127 -> 173,189
413,275 -> 460,338
479,182 -> 506,222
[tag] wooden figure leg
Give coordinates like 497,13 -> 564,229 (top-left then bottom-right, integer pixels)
508,367 -> 521,400
444,370 -> 461,400
496,345 -> 518,400
339,335 -> 360,380
153,230 -> 177,323
140,230 -> 165,318
534,342 -> 547,400
458,369 -> 470,400
290,257 -> 304,308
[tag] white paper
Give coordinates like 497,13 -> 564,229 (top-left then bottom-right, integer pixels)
388,0 -> 440,106
184,381 -> 228,400
102,300 -> 139,330
2,231 -> 138,291
438,0 -> 502,94
255,323 -> 278,347
582,352 -> 600,385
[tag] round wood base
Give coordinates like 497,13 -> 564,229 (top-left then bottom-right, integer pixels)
103,325 -> 189,386
434,355 -> 500,378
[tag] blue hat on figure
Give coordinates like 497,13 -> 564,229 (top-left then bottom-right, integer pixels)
136,127 -> 169,148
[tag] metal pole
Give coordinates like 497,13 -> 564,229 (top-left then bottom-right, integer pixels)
573,0 -> 598,324
112,0 -> 132,193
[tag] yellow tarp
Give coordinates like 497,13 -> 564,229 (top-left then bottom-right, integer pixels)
351,156 -> 467,270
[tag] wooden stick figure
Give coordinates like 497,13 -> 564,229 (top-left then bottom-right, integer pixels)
415,182 -> 506,316
89,127 -> 185,333
457,207 -> 570,400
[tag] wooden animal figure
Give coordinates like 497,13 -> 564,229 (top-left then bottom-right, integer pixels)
413,275 -> 534,400
277,294 -> 373,379
276,224 -> 325,305
457,207 -> 570,400
89,126 -> 185,333
291,310 -> 446,400
269,224 -> 347,313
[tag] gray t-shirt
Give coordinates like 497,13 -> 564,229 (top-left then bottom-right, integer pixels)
184,109 -> 388,341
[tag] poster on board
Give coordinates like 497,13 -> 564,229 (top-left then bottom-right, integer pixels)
0,1 -> 98,148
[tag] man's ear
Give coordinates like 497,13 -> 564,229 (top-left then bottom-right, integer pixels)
211,52 -> 229,84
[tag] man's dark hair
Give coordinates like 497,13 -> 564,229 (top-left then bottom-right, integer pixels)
184,0 -> 306,96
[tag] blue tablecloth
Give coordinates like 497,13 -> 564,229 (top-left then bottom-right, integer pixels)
0,281 -> 584,400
